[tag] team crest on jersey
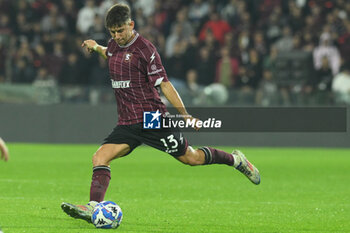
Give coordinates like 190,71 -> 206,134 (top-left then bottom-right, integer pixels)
123,52 -> 133,62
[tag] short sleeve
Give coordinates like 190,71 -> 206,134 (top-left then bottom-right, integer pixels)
105,38 -> 117,58
145,47 -> 169,86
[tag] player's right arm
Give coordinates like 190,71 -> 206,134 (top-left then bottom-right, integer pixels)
81,39 -> 107,60
0,137 -> 9,162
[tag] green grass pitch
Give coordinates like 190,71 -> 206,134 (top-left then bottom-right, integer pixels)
0,144 -> 349,233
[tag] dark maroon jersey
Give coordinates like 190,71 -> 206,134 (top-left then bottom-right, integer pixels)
105,32 -> 169,125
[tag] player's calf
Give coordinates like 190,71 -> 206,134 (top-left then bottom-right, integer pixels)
176,146 -> 205,166
199,147 -> 234,166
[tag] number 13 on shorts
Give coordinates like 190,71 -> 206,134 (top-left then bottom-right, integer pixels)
160,134 -> 181,154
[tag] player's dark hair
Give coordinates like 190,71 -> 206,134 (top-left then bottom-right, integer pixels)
105,3 -> 131,28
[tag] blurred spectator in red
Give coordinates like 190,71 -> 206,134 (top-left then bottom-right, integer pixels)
199,12 -> 232,45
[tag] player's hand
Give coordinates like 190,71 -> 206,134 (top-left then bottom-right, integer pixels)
81,39 -> 98,53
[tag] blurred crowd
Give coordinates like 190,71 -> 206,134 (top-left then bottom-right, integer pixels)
1,0 -> 350,105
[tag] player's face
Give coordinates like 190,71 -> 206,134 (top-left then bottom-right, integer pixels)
109,21 -> 135,46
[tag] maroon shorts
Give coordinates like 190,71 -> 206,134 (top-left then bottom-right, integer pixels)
102,123 -> 188,156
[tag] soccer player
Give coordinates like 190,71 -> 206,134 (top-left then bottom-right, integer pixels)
61,3 -> 260,223
0,137 -> 9,162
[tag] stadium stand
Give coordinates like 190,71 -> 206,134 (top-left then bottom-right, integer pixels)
1,0 -> 350,105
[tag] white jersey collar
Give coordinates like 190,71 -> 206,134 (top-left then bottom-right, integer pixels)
118,31 -> 139,48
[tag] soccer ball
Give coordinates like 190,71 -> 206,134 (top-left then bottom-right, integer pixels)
91,201 -> 123,229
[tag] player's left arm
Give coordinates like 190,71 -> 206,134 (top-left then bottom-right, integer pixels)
160,81 -> 200,130
160,81 -> 188,116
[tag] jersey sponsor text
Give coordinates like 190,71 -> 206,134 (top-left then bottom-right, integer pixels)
111,80 -> 131,88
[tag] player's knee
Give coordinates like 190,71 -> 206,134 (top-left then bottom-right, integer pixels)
177,147 -> 204,166
92,152 -> 109,166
